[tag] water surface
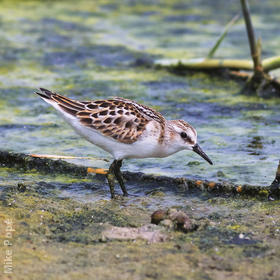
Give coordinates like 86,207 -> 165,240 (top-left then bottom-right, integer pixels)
0,0 -> 279,188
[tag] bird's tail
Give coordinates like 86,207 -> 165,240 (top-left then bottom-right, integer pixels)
35,88 -> 53,99
35,88 -> 86,117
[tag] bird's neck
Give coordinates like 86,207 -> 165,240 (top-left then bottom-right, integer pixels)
155,121 -> 181,156
163,120 -> 176,143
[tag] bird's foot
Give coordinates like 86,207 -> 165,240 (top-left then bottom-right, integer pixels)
106,172 -> 116,199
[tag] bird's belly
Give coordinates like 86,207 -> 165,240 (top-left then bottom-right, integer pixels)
114,137 -> 166,159
59,114 -> 114,154
60,113 -> 169,160
76,126 -> 163,159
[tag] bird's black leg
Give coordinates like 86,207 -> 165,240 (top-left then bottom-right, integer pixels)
113,160 -> 128,196
106,160 -> 128,198
106,160 -> 117,199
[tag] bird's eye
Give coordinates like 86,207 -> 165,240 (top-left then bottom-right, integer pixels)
180,132 -> 187,139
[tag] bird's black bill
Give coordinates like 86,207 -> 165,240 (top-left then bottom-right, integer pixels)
193,144 -> 213,165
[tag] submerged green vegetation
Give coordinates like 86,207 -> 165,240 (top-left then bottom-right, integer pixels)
0,0 -> 280,279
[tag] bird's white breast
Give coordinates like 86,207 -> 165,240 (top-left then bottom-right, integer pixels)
53,104 -> 167,160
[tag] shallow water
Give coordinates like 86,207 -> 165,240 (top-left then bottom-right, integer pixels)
0,0 -> 280,189
0,1 -> 280,279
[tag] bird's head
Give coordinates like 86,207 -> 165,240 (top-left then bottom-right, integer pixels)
168,120 -> 213,165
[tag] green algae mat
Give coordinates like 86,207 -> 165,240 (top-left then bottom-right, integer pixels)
0,0 -> 280,279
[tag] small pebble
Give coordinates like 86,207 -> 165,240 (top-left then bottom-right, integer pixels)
151,208 -> 198,233
151,209 -> 167,225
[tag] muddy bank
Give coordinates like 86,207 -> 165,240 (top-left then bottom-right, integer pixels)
1,163 -> 280,280
1,150 -> 279,279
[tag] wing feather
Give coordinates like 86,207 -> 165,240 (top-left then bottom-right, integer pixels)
76,99 -> 150,144
36,89 -> 165,144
